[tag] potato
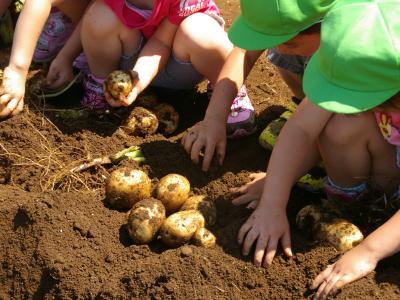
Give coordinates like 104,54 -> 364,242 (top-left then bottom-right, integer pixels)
156,174 -> 190,213
314,218 -> 364,252
127,198 -> 166,244
180,195 -> 216,226
123,106 -> 159,136
153,103 -> 179,135
296,204 -> 324,230
105,70 -> 133,101
105,168 -> 151,209
191,227 -> 216,248
160,210 -> 205,248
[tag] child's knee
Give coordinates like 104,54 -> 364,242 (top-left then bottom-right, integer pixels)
321,112 -> 373,146
82,1 -> 119,38
175,13 -> 230,51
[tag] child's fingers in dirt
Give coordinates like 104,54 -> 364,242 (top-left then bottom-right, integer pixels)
202,142 -> 216,171
0,93 -> 11,105
232,192 -> 256,206
182,131 -> 197,155
311,265 -> 334,290
246,200 -> 258,209
11,99 -> 23,116
190,138 -> 206,165
215,141 -> 226,166
254,236 -> 268,267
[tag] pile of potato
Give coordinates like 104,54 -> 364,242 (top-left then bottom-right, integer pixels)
296,203 -> 364,251
105,168 -> 217,248
105,70 -> 179,136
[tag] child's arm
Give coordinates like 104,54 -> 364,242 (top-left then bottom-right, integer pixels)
182,47 -> 263,171
105,18 -> 178,107
239,99 -> 333,267
0,0 -> 58,118
46,19 -> 83,90
312,210 -> 400,300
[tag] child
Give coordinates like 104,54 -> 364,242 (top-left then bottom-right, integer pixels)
79,0 -> 255,137
181,0 -> 331,172
0,0 -> 90,118
234,1 -> 400,299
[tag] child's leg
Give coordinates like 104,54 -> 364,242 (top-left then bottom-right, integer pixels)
173,13 -> 232,84
32,0 -> 91,63
276,67 -> 304,101
267,48 -> 308,101
80,0 -> 141,108
319,111 -> 400,196
55,0 -> 90,23
81,0 -> 141,78
171,13 -> 256,138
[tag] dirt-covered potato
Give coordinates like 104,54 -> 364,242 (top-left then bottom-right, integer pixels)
127,198 -> 166,244
191,227 -> 216,248
153,103 -> 179,135
105,70 -> 133,101
123,106 -> 159,136
296,204 -> 324,230
156,174 -> 190,213
314,218 -> 364,252
105,168 -> 151,209
160,210 -> 205,248
180,195 -> 216,226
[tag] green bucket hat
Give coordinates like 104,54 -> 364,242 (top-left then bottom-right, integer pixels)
303,0 -> 400,114
228,0 -> 337,50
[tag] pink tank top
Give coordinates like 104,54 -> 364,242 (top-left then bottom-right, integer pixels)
103,0 -> 221,39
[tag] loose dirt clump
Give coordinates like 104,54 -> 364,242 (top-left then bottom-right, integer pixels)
1,1 -> 400,299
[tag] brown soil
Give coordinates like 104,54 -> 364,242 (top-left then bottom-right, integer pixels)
1,1 -> 400,299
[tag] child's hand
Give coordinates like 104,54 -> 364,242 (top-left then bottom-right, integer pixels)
46,55 -> 74,91
238,205 -> 292,267
311,244 -> 378,300
231,172 -> 266,209
104,71 -> 140,107
181,117 -> 226,171
0,66 -> 26,118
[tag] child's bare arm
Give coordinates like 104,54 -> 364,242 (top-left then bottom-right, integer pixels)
46,18 -> 84,89
107,18 -> 178,107
312,210 -> 400,300
238,99 -> 333,267
0,0 -> 61,118
182,47 -> 263,171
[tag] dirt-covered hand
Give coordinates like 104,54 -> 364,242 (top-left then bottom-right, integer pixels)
45,54 -> 74,91
181,117 -> 226,171
0,66 -> 26,118
238,206 -> 292,267
311,244 -> 378,300
231,172 -> 266,209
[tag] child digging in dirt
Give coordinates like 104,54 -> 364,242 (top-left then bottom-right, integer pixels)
181,0 -> 334,172
0,0 -> 90,118
234,0 -> 400,298
80,0 -> 255,138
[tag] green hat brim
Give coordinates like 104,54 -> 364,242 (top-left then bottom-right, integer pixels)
303,53 -> 399,114
228,15 -> 298,51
